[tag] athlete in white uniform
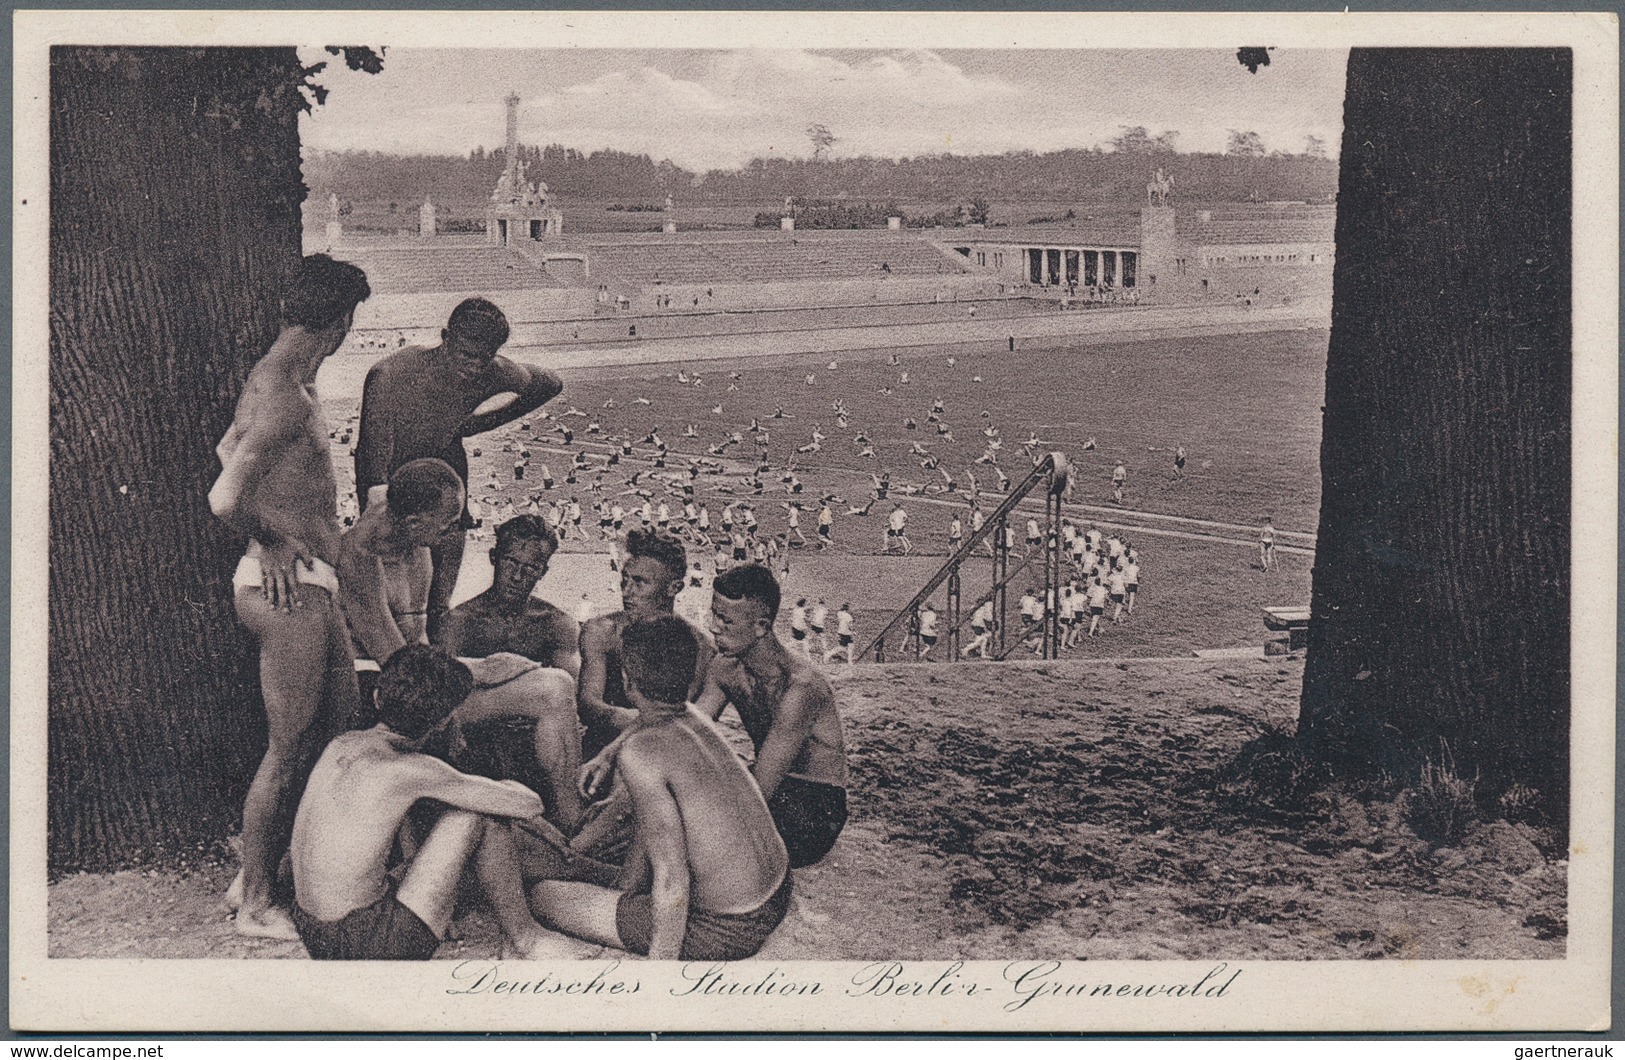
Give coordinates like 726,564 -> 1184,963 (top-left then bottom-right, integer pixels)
917,603 -> 939,660
824,603 -> 857,666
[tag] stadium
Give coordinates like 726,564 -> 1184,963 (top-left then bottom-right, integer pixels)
44,43 -> 1574,980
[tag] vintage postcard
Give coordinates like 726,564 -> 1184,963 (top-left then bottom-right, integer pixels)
11,9 -> 1617,1034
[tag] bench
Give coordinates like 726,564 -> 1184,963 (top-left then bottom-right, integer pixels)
1262,605 -> 1311,654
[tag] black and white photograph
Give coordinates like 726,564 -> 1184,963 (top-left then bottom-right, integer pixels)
12,10 -> 1616,1034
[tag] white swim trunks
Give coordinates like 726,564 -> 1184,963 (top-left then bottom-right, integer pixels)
233,552 -> 340,598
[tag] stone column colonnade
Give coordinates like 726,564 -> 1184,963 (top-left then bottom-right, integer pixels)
1024,246 -> 1138,288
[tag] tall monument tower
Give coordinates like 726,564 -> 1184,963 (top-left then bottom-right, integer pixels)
1139,168 -> 1178,292
504,92 -> 521,187
486,92 -> 564,246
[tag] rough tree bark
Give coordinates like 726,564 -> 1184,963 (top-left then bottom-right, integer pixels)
1299,49 -> 1571,825
49,47 -> 310,869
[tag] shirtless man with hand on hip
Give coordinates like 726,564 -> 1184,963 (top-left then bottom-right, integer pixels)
209,254 -> 372,939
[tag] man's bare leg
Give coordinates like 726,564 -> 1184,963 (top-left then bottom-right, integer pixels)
231,588 -> 352,939
529,880 -> 627,951
475,819 -> 601,958
456,668 -> 584,832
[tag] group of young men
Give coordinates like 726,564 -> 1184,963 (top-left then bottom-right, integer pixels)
211,257 -> 847,961
897,519 -> 1142,661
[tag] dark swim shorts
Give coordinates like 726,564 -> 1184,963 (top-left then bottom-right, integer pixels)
768,776 -> 849,868
292,883 -> 440,961
616,872 -> 792,960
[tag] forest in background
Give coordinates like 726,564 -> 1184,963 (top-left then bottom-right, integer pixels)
305,130 -> 1339,220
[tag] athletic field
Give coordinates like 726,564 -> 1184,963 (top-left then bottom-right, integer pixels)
321,320 -> 1326,657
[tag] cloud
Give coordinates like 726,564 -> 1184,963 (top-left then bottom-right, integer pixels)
300,47 -> 1346,170
516,49 -> 1026,169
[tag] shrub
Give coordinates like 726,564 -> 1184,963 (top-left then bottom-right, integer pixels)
1497,782 -> 1543,824
1404,748 -> 1479,845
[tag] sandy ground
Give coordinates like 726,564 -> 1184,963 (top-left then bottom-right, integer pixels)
52,297 -> 1559,962
48,655 -> 1564,961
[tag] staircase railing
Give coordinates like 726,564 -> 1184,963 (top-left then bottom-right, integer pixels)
859,451 -> 1070,663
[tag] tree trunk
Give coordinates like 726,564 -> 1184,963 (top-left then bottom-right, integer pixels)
49,47 -> 309,869
1299,49 -> 1571,825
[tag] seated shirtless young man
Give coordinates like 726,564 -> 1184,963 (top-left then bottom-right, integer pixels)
582,564 -> 849,868
339,458 -> 582,832
209,254 -> 371,938
289,645 -> 581,960
529,616 -> 790,960
437,514 -> 580,677
576,528 -> 713,763
437,513 -> 581,793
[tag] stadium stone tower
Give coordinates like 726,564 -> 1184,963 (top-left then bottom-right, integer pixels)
485,92 -> 564,247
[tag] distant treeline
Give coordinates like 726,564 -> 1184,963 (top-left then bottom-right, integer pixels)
304,141 -> 1337,211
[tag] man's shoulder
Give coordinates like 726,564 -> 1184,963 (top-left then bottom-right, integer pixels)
783,658 -> 835,701
528,599 -> 579,635
525,597 -> 572,620
581,611 -> 626,644
619,719 -> 696,769
366,348 -> 430,384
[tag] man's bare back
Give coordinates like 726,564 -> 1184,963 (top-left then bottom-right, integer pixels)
623,709 -> 786,913
290,726 -> 546,915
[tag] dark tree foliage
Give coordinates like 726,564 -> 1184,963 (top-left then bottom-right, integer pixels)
49,47 -> 318,870
1299,49 -> 1571,830
1237,47 -> 1272,74
304,143 -> 1339,211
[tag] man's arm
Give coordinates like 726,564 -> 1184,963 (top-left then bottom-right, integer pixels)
619,743 -> 690,960
209,404 -> 311,609
434,606 -> 477,657
210,407 -> 295,542
414,757 -> 547,819
691,657 -> 731,722
545,612 -> 583,681
338,537 -> 415,664
353,364 -> 395,511
576,618 -> 638,734
459,360 -> 563,439
746,678 -> 827,800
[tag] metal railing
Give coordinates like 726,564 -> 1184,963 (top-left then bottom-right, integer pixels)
859,451 -> 1071,664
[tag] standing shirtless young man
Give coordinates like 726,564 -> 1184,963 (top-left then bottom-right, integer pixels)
355,298 -> 564,638
209,254 -> 371,938
339,459 -> 583,833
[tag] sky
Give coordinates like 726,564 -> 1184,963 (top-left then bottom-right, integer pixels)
299,48 -> 1349,171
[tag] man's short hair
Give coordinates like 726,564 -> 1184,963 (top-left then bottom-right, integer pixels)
446,298 -> 511,352
282,255 -> 371,330
625,527 -> 686,581
713,563 -> 781,622
494,513 -> 558,557
388,458 -> 464,517
620,615 -> 698,705
377,645 -> 473,740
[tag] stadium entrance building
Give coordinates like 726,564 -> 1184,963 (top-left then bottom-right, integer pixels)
486,93 -> 564,247
949,202 -> 1334,304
